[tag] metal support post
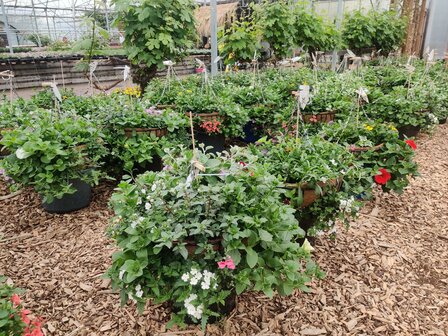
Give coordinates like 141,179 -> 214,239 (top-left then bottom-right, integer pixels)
210,0 -> 218,77
0,0 -> 15,53
331,0 -> 344,71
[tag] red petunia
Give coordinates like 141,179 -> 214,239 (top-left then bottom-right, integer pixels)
405,139 -> 417,150
374,168 -> 391,185
21,309 -> 31,325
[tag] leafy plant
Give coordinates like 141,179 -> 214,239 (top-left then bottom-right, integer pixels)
253,0 -> 295,60
113,0 -> 198,90
218,20 -> 261,65
0,111 -> 107,203
0,276 -> 43,336
107,147 -> 323,327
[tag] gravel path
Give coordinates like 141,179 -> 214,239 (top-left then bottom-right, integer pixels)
1,125 -> 447,336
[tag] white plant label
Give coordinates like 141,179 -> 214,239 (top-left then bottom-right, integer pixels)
163,60 -> 175,66
123,65 -> 130,81
356,87 -> 369,103
299,85 -> 310,109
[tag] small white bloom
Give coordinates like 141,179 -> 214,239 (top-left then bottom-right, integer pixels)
151,183 -> 157,192
201,281 -> 210,290
15,147 -> 30,159
190,274 -> 201,286
181,273 -> 189,282
330,159 -> 337,166
145,202 -> 152,211
302,238 -> 315,253
137,197 -> 142,205
141,189 -> 146,195
135,284 -> 143,298
130,220 -> 138,229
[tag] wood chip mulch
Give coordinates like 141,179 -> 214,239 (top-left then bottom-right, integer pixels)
1,125 -> 447,336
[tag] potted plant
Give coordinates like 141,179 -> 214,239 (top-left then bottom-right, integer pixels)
106,147 -> 323,328
103,96 -> 188,174
0,110 -> 107,213
251,135 -> 357,237
175,88 -> 249,153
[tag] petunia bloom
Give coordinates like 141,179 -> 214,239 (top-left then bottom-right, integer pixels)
405,139 -> 417,150
21,309 -> 31,325
217,257 -> 236,270
374,168 -> 391,185
217,261 -> 227,269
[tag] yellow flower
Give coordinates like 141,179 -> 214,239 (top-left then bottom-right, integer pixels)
363,124 -> 374,131
389,125 -> 397,131
186,89 -> 192,94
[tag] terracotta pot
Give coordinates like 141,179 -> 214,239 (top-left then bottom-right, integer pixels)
349,143 -> 384,153
303,111 -> 336,124
124,127 -> 168,138
282,178 -> 342,208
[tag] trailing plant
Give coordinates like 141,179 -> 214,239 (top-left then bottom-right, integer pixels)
0,111 -> 107,203
106,147 -> 323,328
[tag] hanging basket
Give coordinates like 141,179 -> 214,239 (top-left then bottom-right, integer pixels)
173,237 -> 223,257
156,104 -> 176,110
187,112 -> 225,123
349,143 -> 384,153
282,178 -> 342,208
303,111 -> 336,124
124,127 -> 168,138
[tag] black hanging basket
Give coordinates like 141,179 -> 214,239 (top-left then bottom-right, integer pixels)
194,131 -> 226,154
42,178 -> 92,213
397,125 -> 421,139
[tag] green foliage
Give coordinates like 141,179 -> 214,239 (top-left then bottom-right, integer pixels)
342,10 -> 406,54
0,111 -> 107,203
113,0 -> 197,69
107,147 -> 322,326
218,20 -> 261,65
26,34 -> 52,47
253,0 -> 295,59
0,276 -> 26,336
293,6 -> 340,53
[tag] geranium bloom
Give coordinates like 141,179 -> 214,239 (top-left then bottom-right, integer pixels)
405,139 -> 417,150
374,168 -> 391,185
11,294 -> 21,306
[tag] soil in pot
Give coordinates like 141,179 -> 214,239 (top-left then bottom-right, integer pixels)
241,121 -> 262,144
42,178 -> 92,213
295,211 -> 317,246
397,125 -> 421,139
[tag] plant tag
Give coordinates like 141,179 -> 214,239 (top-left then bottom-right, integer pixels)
346,49 -> 356,58
163,60 -> 175,66
291,56 -> 301,63
119,33 -> 125,44
89,61 -> 98,77
123,65 -> 130,81
356,87 -> 369,103
192,160 -> 206,172
42,82 -> 62,102
298,85 -> 310,109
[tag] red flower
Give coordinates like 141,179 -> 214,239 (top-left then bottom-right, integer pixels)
374,168 -> 391,185
11,294 -> 21,306
283,198 -> 291,205
238,161 -> 247,168
21,309 -> 31,325
405,139 -> 417,150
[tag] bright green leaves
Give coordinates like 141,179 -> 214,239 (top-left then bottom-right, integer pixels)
245,247 -> 258,268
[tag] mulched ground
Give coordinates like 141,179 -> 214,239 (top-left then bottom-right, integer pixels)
1,125 -> 447,336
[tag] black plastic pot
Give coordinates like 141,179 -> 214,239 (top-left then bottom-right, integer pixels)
241,121 -> 261,144
194,131 -> 226,154
397,125 -> 421,140
132,155 -> 163,175
42,178 -> 92,213
295,211 -> 318,246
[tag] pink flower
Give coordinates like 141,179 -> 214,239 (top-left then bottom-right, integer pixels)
11,294 -> 21,306
217,256 -> 235,270
217,261 -> 227,269
21,309 -> 31,325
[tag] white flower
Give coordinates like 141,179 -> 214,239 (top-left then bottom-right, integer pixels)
135,284 -> 143,298
119,270 -> 125,280
145,202 -> 152,211
181,273 -> 189,282
130,221 -> 138,229
201,281 -> 210,290
141,189 -> 146,195
137,197 -> 142,205
330,159 -> 337,166
15,147 -> 31,159
184,293 -> 197,304
151,183 -> 157,192
302,238 -> 315,253
190,274 -> 201,286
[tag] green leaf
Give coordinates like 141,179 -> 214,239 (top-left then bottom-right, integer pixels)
246,247 -> 258,268
258,229 -> 273,242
